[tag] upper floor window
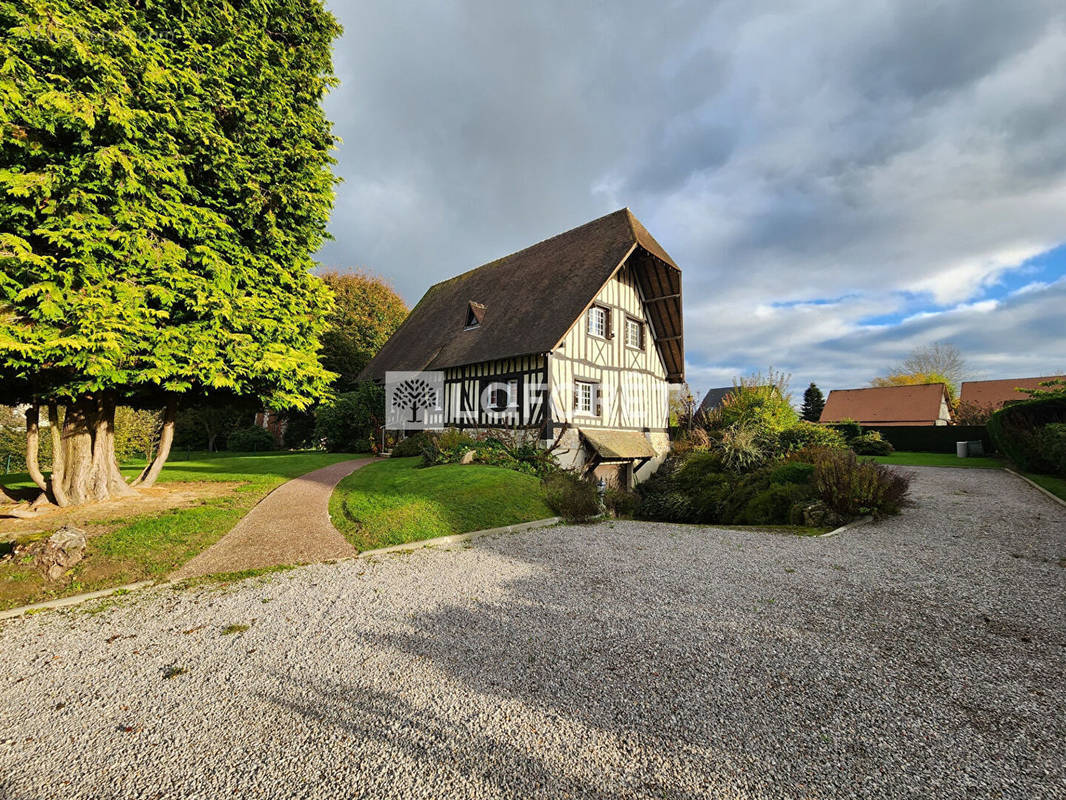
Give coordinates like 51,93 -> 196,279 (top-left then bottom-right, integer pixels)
575,380 -> 599,416
624,317 -> 643,350
588,305 -> 608,338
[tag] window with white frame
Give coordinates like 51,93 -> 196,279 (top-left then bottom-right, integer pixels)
587,305 -> 607,338
575,381 -> 597,415
624,317 -> 643,349
489,379 -> 518,412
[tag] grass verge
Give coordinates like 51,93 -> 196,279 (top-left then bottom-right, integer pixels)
0,451 -> 359,611
330,457 -> 554,551
871,451 -> 1005,469
1022,472 -> 1066,503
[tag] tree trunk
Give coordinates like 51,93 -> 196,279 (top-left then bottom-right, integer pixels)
24,402 -> 48,493
47,401 -> 70,507
44,393 -> 136,506
131,395 -> 176,489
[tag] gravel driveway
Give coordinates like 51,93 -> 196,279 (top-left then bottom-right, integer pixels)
0,467 -> 1063,799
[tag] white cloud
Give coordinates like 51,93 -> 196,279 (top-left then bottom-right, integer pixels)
319,0 -> 1066,386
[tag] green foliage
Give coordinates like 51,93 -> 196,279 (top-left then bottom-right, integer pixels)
542,471 -> 602,522
849,431 -> 894,456
603,487 -> 639,518
329,457 -> 554,549
319,271 -> 408,391
420,430 -> 558,477
174,403 -> 253,452
800,383 -> 825,422
0,0 -> 340,410
636,459 -> 697,523
826,419 -> 863,440
742,483 -> 813,525
225,426 -> 277,452
314,383 -> 384,453
778,421 -> 848,453
1019,379 -> 1066,401
715,423 -> 770,472
808,449 -> 912,517
988,397 -> 1066,473
770,461 -> 815,485
708,371 -> 797,434
0,451 -> 359,610
390,432 -> 431,458
280,409 -> 317,450
1037,424 -> 1066,476
113,406 -> 161,462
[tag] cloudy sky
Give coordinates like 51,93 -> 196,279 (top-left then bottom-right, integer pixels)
316,0 -> 1066,399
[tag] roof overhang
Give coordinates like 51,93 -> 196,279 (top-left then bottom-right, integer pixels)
580,429 -> 658,460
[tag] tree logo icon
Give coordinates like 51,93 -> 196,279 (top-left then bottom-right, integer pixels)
385,371 -> 445,430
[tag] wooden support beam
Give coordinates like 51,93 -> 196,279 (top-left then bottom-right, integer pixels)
645,293 -> 681,303
658,335 -> 683,342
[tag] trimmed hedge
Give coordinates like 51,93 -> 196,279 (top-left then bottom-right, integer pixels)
988,397 -> 1066,472
863,425 -> 990,454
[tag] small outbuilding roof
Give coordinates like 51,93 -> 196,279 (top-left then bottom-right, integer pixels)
358,209 -> 683,383
959,376 -> 1066,410
819,383 -> 950,426
580,429 -> 658,460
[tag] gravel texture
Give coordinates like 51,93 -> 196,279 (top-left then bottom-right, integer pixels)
0,466 -> 1063,799
170,458 -> 373,580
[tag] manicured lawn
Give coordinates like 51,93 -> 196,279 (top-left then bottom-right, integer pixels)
0,451 -> 359,611
871,451 -> 1005,469
330,457 -> 554,551
1023,473 -> 1066,503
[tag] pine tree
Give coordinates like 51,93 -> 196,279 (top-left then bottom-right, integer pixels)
801,383 -> 826,422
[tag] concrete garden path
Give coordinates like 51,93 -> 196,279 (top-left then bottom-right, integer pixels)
170,458 -> 374,580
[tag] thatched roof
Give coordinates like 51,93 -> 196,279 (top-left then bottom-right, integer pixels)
359,209 -> 683,382
581,428 -> 658,460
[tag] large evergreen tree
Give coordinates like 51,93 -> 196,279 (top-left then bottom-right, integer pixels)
801,382 -> 825,422
0,0 -> 341,509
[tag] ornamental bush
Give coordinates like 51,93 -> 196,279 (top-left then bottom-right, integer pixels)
778,421 -> 848,453
226,426 -> 277,452
391,432 -> 431,458
809,449 -> 911,517
1037,424 -> 1066,475
849,431 -> 894,456
543,471 -> 602,522
988,397 -> 1066,472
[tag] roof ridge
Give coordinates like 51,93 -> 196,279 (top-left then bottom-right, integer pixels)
421,209 -> 632,294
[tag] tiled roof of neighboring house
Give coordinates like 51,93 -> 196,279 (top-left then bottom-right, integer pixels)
358,209 -> 683,382
819,383 -> 950,426
959,376 -> 1066,410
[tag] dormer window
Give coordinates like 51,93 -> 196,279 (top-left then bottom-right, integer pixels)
465,301 -> 486,329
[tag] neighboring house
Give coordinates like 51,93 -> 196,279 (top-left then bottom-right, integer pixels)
697,387 -> 739,417
696,385 -> 775,417
958,375 -> 1066,412
819,383 -> 953,427
359,208 -> 684,487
